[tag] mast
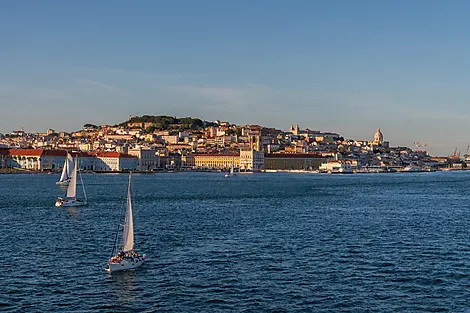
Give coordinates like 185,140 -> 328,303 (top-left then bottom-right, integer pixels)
78,159 -> 87,202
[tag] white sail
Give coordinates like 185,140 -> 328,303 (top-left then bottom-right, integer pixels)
66,154 -> 74,179
230,158 -> 234,174
65,159 -> 77,198
59,158 -> 68,182
59,153 -> 74,182
121,174 -> 134,252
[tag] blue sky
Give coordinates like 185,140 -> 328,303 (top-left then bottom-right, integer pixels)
1,0 -> 470,155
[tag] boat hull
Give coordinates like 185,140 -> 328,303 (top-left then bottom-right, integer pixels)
56,180 -> 70,186
55,199 -> 87,207
106,255 -> 147,272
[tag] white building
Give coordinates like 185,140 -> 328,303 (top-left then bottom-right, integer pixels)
319,159 -> 357,173
239,150 -> 264,171
94,152 -> 137,171
128,146 -> 157,171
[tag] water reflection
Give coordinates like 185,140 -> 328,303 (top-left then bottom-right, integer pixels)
66,207 -> 78,218
107,270 -> 138,303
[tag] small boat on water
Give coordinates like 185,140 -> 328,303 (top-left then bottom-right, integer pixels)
55,158 -> 87,207
105,173 -> 147,273
225,157 -> 237,178
56,153 -> 74,186
402,164 -> 424,172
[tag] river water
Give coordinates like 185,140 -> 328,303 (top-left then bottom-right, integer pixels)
1,171 -> 470,312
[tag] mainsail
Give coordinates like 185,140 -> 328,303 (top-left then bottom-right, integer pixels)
66,154 -> 74,178
65,159 -> 77,198
121,174 -> 134,252
59,153 -> 74,182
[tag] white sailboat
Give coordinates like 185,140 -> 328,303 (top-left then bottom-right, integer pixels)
106,173 -> 147,272
56,153 -> 74,186
225,157 -> 237,177
55,158 -> 87,207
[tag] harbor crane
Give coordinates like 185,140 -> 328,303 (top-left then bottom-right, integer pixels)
450,148 -> 460,159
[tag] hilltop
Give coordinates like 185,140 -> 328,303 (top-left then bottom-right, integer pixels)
117,115 -> 218,131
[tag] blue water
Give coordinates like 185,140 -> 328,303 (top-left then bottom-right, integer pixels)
1,171 -> 470,312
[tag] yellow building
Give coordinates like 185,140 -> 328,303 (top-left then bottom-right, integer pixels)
193,154 -> 239,169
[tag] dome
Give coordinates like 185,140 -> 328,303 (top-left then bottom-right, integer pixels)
374,128 -> 383,144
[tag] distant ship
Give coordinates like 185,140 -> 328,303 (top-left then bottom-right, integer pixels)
402,164 -> 423,172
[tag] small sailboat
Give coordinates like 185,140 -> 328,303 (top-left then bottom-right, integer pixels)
106,173 -> 147,272
56,153 -> 74,186
55,158 -> 87,207
225,157 -> 237,177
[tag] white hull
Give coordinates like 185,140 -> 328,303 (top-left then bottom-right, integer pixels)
55,199 -> 87,207
106,255 -> 147,272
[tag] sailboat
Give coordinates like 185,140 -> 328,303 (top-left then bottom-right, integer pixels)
225,157 -> 237,177
106,173 -> 147,272
55,158 -> 87,207
56,153 -> 74,186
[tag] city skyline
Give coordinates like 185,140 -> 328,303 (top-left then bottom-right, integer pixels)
2,1 -> 470,155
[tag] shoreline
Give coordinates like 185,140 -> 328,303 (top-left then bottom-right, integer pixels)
1,168 -> 468,175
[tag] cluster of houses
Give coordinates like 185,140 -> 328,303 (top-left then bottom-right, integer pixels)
0,119 -> 465,173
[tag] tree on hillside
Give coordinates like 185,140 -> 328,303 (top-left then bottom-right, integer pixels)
117,115 -> 216,130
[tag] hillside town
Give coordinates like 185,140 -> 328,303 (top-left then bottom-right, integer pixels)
0,115 -> 467,173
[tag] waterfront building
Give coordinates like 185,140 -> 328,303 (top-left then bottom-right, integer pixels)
264,153 -> 326,171
128,146 -> 157,171
239,134 -> 265,171
6,149 -> 66,170
193,153 -> 239,169
159,152 -> 182,170
94,151 -> 137,171
319,159 -> 355,173
239,150 -> 264,171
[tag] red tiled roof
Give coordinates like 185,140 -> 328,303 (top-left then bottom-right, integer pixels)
9,149 -> 44,156
7,149 -> 69,157
0,149 -> 137,158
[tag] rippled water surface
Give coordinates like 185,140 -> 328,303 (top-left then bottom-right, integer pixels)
2,171 -> 470,312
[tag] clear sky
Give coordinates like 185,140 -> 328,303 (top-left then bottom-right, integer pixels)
1,0 -> 470,155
